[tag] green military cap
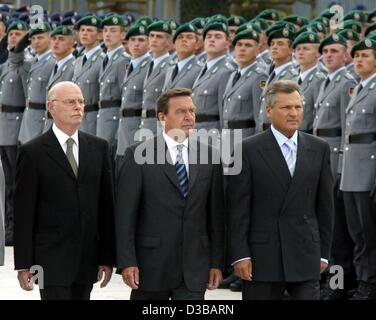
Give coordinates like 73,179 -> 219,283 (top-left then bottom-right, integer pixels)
365,22 -> 376,37
135,16 -> 154,27
318,33 -> 347,54
256,9 -> 280,22
366,31 -> 376,41
76,15 -> 102,30
166,19 -> 179,31
249,18 -> 269,31
203,21 -> 229,39
266,21 -> 296,38
172,22 -> 197,43
232,29 -> 259,46
50,25 -> 73,37
209,14 -> 228,25
344,10 -> 367,23
6,20 -> 28,32
292,31 -> 320,49
350,38 -> 376,57
236,22 -> 260,35
190,17 -> 206,29
297,25 -> 319,36
314,16 -> 330,28
368,9 -> 376,22
337,29 -> 360,42
101,14 -> 125,28
125,23 -> 148,40
309,21 -> 327,34
227,15 -> 246,27
318,8 -> 335,20
343,19 -> 362,34
28,22 -> 52,38
267,26 -> 295,46
283,15 -> 310,28
147,20 -> 172,35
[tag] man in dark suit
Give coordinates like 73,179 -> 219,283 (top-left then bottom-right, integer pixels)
228,80 -> 335,300
116,87 -> 225,300
13,81 -> 115,300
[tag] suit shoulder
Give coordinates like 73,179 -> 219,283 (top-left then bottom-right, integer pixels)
300,132 -> 329,149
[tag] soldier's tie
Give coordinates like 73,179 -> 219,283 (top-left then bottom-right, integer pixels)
324,77 -> 330,89
175,144 -> 188,198
298,77 -> 302,85
199,64 -> 207,79
53,63 -> 58,76
147,60 -> 154,78
284,140 -> 296,177
232,70 -> 241,87
171,64 -> 179,81
66,138 -> 78,177
82,55 -> 87,67
102,54 -> 109,70
127,62 -> 134,76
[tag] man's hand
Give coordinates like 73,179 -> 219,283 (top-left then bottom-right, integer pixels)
320,261 -> 328,273
17,270 -> 34,291
234,259 -> 252,281
121,266 -> 139,289
13,32 -> 30,53
97,265 -> 113,288
207,268 -> 223,290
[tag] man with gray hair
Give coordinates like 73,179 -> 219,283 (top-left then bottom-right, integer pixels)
228,80 -> 334,300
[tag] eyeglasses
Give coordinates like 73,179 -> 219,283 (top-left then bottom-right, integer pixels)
51,99 -> 85,107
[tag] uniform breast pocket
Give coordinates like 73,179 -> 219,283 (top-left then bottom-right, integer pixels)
355,104 -> 375,129
197,89 -> 215,110
36,76 -> 49,92
321,100 -> 336,120
235,94 -> 251,115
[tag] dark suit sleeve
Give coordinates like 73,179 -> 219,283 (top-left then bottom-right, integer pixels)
115,146 -> 142,270
97,140 -> 116,266
13,146 -> 38,270
316,142 -> 335,260
227,142 -> 252,264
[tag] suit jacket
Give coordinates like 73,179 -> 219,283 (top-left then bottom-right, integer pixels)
228,129 -> 334,282
0,156 -> 5,266
13,129 -> 115,286
115,135 -> 225,292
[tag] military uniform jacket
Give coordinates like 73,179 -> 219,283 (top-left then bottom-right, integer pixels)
47,55 -> 75,91
340,75 -> 376,192
163,55 -> 202,91
346,63 -> 360,83
0,50 -> 31,145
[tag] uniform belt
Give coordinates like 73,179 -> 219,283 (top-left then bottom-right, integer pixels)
28,102 -> 46,110
85,104 -> 99,112
314,128 -> 342,137
141,109 -> 156,118
302,129 -> 313,134
195,114 -> 220,122
122,109 -> 142,118
99,100 -> 121,109
0,104 -> 25,113
346,133 -> 376,144
223,119 -> 256,129
262,123 -> 271,131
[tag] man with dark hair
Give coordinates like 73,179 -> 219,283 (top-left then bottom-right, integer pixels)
116,87 -> 225,300
228,80 -> 334,300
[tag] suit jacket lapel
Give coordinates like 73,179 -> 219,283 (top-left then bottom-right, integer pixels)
77,131 -> 89,181
188,139 -> 199,192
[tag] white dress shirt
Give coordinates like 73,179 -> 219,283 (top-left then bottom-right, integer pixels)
162,131 -> 189,175
56,53 -> 74,70
52,124 -> 79,166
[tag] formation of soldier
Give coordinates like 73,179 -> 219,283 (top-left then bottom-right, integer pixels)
0,4 -> 376,300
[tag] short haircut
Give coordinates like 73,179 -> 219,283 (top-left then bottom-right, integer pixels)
156,87 -> 193,119
265,80 -> 303,108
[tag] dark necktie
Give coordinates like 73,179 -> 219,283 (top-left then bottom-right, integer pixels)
199,64 -> 207,79
298,77 -> 302,85
103,54 -> 109,70
171,64 -> 179,81
82,55 -> 87,67
127,62 -> 134,76
232,70 -> 241,87
268,70 -> 276,84
357,84 -> 363,95
147,61 -> 154,78
324,77 -> 330,89
175,144 -> 188,198
53,64 -> 58,76
269,63 -> 275,75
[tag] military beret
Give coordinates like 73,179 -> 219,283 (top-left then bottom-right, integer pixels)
365,22 -> 376,37
203,21 -> 229,39
227,16 -> 246,27
292,31 -> 320,49
283,15 -> 310,28
318,8 -> 335,20
0,12 -> 10,24
232,29 -> 259,46
135,16 -> 154,27
336,29 -> 360,42
297,25 -> 319,36
18,12 -> 29,24
101,14 -> 125,28
6,20 -> 28,32
343,19 -> 362,34
249,18 -> 269,31
236,22 -> 261,35
50,12 -> 62,23
366,31 -> 376,41
266,21 -> 296,38
314,16 -> 329,28
209,14 -> 228,25
309,21 -> 327,34
125,23 -> 148,40
0,4 -> 10,12
76,15 -> 102,30
50,25 -> 73,37
61,16 -> 79,27
256,9 -> 280,21
190,17 -> 206,30
172,22 -> 197,43
63,10 -> 76,19
351,38 -> 376,57
28,22 -> 52,38
267,27 -> 295,46
344,10 -> 367,23
318,33 -> 347,54
166,19 -> 179,31
147,20 -> 172,35
50,21 -> 61,29
368,9 -> 376,22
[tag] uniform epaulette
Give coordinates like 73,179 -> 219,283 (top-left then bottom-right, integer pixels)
141,60 -> 148,68
344,72 -> 355,81
335,74 -> 342,82
224,62 -> 235,72
370,81 -> 376,90
100,52 -> 106,59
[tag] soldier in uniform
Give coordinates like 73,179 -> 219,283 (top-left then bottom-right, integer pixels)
313,33 -> 358,299
227,16 -> 246,57
97,14 -> 130,155
251,18 -> 272,66
0,21 -> 30,245
340,39 -> 376,300
163,22 -> 202,91
337,29 -> 361,83
293,32 -> 326,134
72,16 -> 103,135
116,23 -> 151,157
19,22 -> 54,145
190,17 -> 207,64
139,21 -> 173,137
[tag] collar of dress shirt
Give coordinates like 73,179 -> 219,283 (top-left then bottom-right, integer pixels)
36,49 -> 51,61
328,66 -> 346,81
299,64 -> 317,82
360,72 -> 376,88
274,61 -> 293,77
271,125 -> 298,149
177,55 -> 195,71
56,53 -> 73,69
240,60 -> 258,76
84,45 -> 102,60
206,54 -> 226,70
130,52 -> 150,68
107,45 -> 123,60
152,52 -> 170,68
52,123 -> 79,149
162,131 -> 189,151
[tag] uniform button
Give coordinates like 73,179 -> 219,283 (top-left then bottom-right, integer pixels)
141,121 -> 144,125
347,122 -> 350,126
155,88 -> 158,92
124,87 -> 127,90
371,155 -> 375,160
144,89 -> 146,93
101,82 -> 104,86
345,147 -> 349,151
30,78 -> 32,81
9,79 -> 13,83
326,102 -> 329,106
113,116 -> 117,120
38,77 -> 42,81
86,80 -> 90,83
204,90 -> 207,94
142,100 -> 144,104
97,114 -> 100,118
107,79 -> 110,83
227,98 -> 230,101
350,110 -> 354,114
133,86 -> 136,89
16,116 -> 19,120
260,110 -> 263,114
42,117 -> 45,121
28,87 -> 31,90
122,97 -> 124,101
238,95 -> 241,99
316,116 -> 318,119
119,118 -> 122,122
333,147 -> 338,152
362,109 -> 366,113
78,82 -> 80,85
225,110 -> 227,113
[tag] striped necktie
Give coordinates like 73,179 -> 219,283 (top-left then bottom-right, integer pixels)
175,144 -> 188,198
284,140 -> 296,177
